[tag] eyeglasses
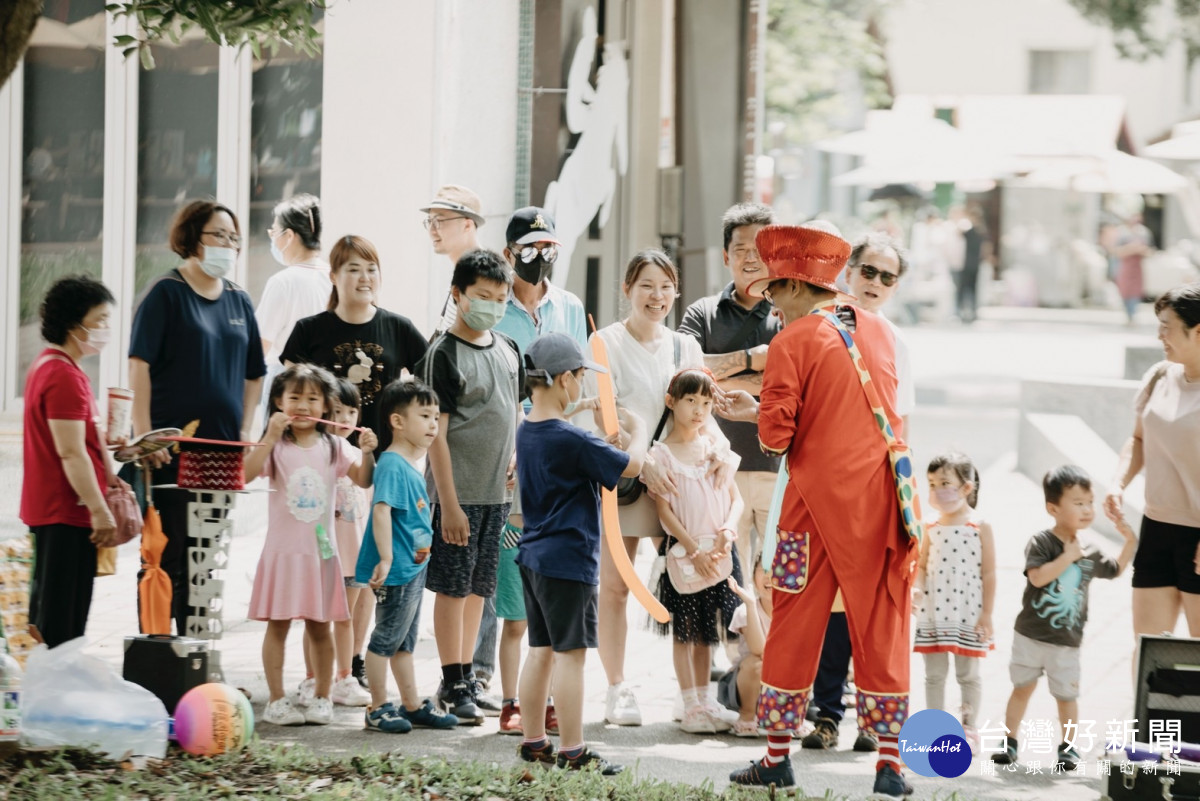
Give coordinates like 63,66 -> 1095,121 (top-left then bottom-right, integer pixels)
423,215 -> 467,231
202,230 -> 241,247
512,243 -> 559,264
761,280 -> 788,305
729,247 -> 760,262
858,264 -> 899,287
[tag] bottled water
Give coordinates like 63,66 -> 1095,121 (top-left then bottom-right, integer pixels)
0,639 -> 21,745
21,688 -> 168,759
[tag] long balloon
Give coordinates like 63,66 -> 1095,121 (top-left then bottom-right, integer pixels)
589,316 -> 671,624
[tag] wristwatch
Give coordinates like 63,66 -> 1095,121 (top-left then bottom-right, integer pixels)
744,349 -> 753,372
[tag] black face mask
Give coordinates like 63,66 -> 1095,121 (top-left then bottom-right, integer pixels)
514,257 -> 553,285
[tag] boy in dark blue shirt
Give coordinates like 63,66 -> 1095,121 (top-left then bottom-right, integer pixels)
514,333 -> 646,775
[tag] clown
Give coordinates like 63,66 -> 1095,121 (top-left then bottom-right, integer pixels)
722,224 -> 918,800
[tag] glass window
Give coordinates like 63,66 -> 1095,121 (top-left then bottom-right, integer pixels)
19,0 -> 107,385
246,30 -> 324,302
136,35 -> 220,295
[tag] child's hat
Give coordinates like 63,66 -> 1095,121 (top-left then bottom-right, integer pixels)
746,224 -> 854,299
525,332 -> 607,379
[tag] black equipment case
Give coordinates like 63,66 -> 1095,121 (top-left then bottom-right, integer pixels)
1135,635 -> 1200,746
123,634 -> 208,714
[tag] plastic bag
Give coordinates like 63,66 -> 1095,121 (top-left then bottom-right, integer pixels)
21,637 -> 168,759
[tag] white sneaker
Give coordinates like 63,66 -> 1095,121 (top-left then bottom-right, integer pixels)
304,696 -> 334,725
295,677 -> 316,707
705,700 -> 739,728
672,692 -> 685,722
680,705 -> 718,734
262,697 -> 305,726
330,675 -> 371,707
604,682 -> 642,726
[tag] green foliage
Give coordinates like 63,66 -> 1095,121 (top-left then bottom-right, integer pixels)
1067,0 -> 1200,64
765,0 -> 892,146
106,0 -> 326,68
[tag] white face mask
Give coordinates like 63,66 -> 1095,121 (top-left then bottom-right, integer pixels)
72,325 -> 111,356
200,246 -> 237,278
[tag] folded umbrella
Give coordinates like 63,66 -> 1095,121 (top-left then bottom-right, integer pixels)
138,463 -> 172,635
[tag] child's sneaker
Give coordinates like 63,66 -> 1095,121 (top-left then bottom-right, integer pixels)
499,701 -> 523,735
729,756 -> 795,787
732,719 -> 762,737
556,746 -> 624,775
518,739 -> 557,766
364,702 -> 413,733
470,676 -> 503,717
963,725 -> 980,756
680,705 -> 719,734
400,699 -> 458,729
801,717 -> 839,749
294,677 -> 316,707
261,697 -> 305,726
304,696 -> 334,725
545,703 -> 559,736
991,736 -> 1019,765
1056,741 -> 1081,772
442,680 -> 483,725
854,729 -> 880,752
704,700 -> 738,730
604,682 -> 642,726
330,675 -> 372,706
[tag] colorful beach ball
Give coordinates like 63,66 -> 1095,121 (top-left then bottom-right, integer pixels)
173,683 -> 254,756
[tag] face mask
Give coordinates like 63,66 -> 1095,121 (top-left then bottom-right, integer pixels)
514,257 -> 553,286
461,297 -> 507,332
73,325 -> 111,356
200,246 -> 237,278
931,486 -> 965,510
269,235 -> 287,266
562,372 -> 582,416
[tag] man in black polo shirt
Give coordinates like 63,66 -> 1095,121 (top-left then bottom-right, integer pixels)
678,202 -> 780,576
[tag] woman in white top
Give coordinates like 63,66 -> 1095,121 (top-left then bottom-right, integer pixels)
255,193 -> 331,414
1106,282 -> 1200,638
587,249 -> 735,726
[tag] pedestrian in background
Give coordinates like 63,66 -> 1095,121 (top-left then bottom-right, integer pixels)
423,185 -> 485,338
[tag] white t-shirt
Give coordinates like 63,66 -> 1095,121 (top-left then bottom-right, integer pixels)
255,261 -> 332,365
1137,361 -> 1200,528
585,322 -> 706,438
880,314 -> 916,418
728,599 -> 771,664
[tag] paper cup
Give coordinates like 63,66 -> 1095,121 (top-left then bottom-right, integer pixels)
106,387 -> 134,446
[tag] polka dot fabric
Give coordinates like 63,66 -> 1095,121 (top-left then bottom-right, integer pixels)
771,529 -> 809,593
757,684 -> 810,733
856,690 -> 909,736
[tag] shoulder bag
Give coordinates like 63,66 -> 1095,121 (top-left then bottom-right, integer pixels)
814,309 -> 924,545
665,531 -> 734,594
615,335 -> 680,506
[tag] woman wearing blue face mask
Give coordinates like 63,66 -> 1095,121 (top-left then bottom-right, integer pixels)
128,199 -> 267,636
22,275 -> 119,647
255,194 -> 330,420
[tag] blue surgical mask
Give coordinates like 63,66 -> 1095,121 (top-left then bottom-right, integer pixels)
269,238 -> 287,266
199,246 -> 236,278
461,297 -> 507,332
563,371 -> 582,416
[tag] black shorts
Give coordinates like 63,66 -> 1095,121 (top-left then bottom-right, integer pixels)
29,524 -> 97,647
426,503 -> 509,598
520,565 -> 597,652
1131,516 -> 1200,593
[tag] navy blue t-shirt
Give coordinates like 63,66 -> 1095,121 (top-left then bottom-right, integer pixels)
514,418 -> 629,585
129,270 -> 266,441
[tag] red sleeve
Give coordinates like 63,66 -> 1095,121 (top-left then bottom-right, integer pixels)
757,328 -> 801,454
42,364 -> 92,422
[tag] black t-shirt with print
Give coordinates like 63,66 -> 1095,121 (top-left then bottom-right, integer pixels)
280,308 -> 428,438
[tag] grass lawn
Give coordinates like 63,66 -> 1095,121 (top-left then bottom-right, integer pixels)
1,742 -> 828,800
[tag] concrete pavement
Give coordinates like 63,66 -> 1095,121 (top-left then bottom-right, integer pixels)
2,306 -> 1175,799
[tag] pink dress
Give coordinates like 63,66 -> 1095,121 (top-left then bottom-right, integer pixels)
334,476 -> 369,579
248,436 -> 360,621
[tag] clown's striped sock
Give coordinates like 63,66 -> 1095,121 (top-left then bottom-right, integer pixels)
763,733 -> 792,766
876,733 -> 901,770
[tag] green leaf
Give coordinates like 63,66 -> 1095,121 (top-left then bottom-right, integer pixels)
139,43 -> 156,70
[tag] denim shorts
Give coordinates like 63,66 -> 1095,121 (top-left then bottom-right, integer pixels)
366,570 -> 426,657
343,575 -> 369,590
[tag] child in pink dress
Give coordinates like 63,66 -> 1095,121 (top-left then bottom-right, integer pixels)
650,368 -> 744,735
246,364 -> 377,726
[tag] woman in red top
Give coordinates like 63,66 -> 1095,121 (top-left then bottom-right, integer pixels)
21,275 -> 118,647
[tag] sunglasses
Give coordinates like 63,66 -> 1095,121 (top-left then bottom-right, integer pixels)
513,243 -> 559,264
858,264 -> 899,287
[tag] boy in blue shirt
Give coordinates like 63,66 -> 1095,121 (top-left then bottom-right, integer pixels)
356,378 -> 459,733
514,333 -> 647,774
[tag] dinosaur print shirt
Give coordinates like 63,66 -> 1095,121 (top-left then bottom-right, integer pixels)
1014,529 -> 1120,648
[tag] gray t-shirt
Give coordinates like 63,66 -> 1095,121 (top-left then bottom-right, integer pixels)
678,283 -> 781,473
1014,529 -> 1120,648
417,331 -> 523,506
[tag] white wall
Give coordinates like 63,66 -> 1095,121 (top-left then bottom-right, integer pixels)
884,0 -> 1193,147
321,0 -> 519,334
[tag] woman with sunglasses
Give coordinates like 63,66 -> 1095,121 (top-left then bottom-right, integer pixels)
129,199 -> 267,637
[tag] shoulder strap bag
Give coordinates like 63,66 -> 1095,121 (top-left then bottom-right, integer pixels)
615,335 -> 681,506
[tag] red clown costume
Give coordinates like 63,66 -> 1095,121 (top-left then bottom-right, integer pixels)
739,225 -> 919,788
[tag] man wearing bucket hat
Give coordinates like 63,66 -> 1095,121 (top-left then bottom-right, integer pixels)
469,207 -> 590,731
725,224 -> 916,800
423,185 -> 485,337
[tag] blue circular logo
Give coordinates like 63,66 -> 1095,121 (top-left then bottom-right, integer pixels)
897,709 -> 971,778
